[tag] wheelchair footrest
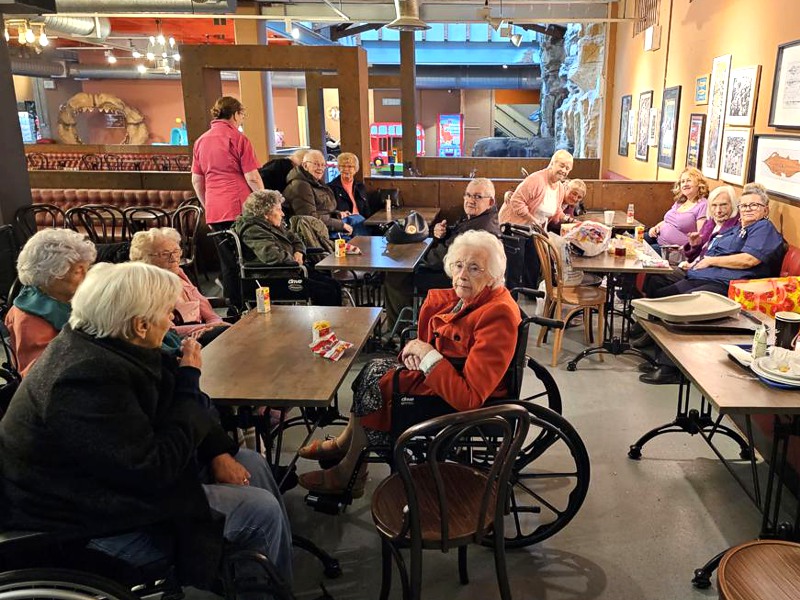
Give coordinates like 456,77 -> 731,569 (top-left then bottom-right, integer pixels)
304,491 -> 356,515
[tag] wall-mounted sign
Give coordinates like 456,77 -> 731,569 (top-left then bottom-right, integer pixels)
437,113 -> 464,157
381,98 -> 401,106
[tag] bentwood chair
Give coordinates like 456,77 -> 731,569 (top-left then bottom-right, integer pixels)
171,204 -> 204,284
371,404 -> 530,600
532,232 -> 605,367
14,204 -> 66,243
122,206 -> 171,235
65,205 -> 128,244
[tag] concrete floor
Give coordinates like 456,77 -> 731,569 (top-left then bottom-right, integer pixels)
192,295 -> 782,600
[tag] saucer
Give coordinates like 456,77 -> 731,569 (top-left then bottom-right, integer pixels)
754,356 -> 800,381
751,360 -> 800,388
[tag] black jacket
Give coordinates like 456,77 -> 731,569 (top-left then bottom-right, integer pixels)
232,215 -> 305,265
0,326 -> 237,587
283,166 -> 345,232
329,175 -> 372,217
258,158 -> 294,193
422,206 -> 502,270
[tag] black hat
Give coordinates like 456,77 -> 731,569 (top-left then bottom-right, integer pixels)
384,211 -> 429,244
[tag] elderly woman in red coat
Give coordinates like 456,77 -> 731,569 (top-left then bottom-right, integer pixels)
298,229 -> 521,496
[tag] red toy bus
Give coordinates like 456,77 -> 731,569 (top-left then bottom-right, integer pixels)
369,122 -> 425,167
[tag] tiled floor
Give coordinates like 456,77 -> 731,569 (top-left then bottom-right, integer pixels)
192,294 -> 782,600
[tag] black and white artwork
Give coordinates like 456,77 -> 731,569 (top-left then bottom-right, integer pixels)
726,65 -> 761,127
703,54 -> 732,179
719,127 -> 753,186
636,90 -> 653,161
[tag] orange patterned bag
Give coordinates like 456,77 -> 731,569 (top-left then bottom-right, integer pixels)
728,277 -> 800,316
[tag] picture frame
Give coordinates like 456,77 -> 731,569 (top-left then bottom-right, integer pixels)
726,65 -> 761,127
750,134 -> 800,201
658,85 -> 682,169
695,74 -> 709,105
719,127 -> 753,186
635,90 -> 653,161
627,110 -> 636,144
618,94 -> 632,156
686,113 -> 706,169
769,39 -> 800,129
702,54 -> 732,180
648,108 -> 659,147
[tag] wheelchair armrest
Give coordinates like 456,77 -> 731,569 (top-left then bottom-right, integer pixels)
510,287 -> 544,300
525,315 -> 565,330
399,326 -> 418,345
306,247 -> 328,256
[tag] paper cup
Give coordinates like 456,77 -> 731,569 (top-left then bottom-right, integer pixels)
603,210 -> 615,226
775,311 -> 800,349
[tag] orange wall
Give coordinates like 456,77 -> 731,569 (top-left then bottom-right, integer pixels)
272,87 -> 300,147
495,89 -> 540,104
604,0 -> 800,243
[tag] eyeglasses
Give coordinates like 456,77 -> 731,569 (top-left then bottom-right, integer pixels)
449,261 -> 486,277
304,161 -> 326,168
150,250 -> 181,260
464,193 -> 491,201
739,203 -> 767,211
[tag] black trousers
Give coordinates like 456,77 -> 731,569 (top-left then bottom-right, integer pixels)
209,221 -> 239,307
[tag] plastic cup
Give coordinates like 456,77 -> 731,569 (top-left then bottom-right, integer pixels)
604,210 -> 615,226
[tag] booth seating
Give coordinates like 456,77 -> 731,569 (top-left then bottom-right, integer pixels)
31,189 -> 196,220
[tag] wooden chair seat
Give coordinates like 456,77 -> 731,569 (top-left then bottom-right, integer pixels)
371,463 -> 494,545
559,285 -> 606,306
718,539 -> 800,600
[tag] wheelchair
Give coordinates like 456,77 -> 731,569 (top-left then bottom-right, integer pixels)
305,290 -> 591,549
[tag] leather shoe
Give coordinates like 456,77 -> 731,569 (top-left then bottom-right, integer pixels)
630,332 -> 655,349
630,322 -> 645,338
637,361 -> 657,373
639,366 -> 681,385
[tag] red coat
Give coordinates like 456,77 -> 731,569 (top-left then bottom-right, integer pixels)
363,286 -> 521,432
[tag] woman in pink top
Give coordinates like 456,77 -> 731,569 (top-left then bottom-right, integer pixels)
646,167 -> 709,248
498,149 -> 573,229
130,228 -> 229,346
191,96 -> 264,227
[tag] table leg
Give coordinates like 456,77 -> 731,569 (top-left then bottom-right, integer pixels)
568,273 -> 657,370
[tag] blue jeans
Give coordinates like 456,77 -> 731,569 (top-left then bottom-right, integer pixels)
334,214 -> 369,239
87,449 -> 293,587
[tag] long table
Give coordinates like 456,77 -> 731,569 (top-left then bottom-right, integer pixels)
314,235 -> 432,274
201,305 -> 382,407
630,318 -> 800,587
567,243 -> 672,369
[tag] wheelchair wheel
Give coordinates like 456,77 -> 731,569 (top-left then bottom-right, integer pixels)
0,568 -> 139,600
520,356 -> 562,414
483,401 -> 590,549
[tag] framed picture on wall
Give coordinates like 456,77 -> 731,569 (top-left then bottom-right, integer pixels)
702,54 -> 732,180
635,90 -> 653,161
719,127 -> 753,186
769,39 -> 800,129
695,74 -> 710,105
726,65 -> 761,127
648,108 -> 659,147
618,94 -> 632,156
658,85 -> 682,169
686,113 -> 706,169
627,110 -> 636,144
751,134 -> 800,201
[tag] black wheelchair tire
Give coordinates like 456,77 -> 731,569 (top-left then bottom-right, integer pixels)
0,568 -> 139,600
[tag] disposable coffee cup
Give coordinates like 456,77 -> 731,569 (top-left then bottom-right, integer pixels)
775,311 -> 800,349
603,210 -> 615,226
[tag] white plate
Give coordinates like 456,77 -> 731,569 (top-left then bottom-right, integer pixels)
751,360 -> 800,387
754,356 -> 800,381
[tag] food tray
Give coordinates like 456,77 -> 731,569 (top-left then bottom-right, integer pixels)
631,291 -> 741,323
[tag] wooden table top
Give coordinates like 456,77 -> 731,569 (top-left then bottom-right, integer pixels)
641,318 -> 800,415
364,207 -> 441,226
571,242 -> 672,274
200,305 -> 382,407
314,235 -> 432,273
578,210 -> 644,230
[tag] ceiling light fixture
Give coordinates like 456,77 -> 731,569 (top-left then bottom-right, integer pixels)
137,64 -> 147,74
387,0 -> 430,32
510,32 -> 523,47
290,26 -> 300,40
105,50 -> 117,64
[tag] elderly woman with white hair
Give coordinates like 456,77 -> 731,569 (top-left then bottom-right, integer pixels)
5,228 -> 96,376
130,227 -> 229,346
297,230 -> 521,496
0,262 -> 292,590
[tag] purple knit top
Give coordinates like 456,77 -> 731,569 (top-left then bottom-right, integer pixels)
657,199 -> 708,246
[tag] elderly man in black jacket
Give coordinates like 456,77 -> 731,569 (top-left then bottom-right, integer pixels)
384,177 -> 502,334
0,262 -> 292,590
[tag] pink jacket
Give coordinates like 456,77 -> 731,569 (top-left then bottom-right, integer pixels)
173,269 -> 227,337
498,168 -> 565,227
4,307 -> 58,377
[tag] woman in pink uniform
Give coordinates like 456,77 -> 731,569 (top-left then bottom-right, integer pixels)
191,96 -> 264,303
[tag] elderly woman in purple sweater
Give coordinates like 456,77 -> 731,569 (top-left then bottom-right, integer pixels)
645,167 -> 709,252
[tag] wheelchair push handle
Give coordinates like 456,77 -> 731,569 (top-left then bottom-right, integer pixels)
510,287 -> 544,300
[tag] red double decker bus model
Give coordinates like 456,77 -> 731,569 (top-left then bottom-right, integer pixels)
369,122 -> 425,167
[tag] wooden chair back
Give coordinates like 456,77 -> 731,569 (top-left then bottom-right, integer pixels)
532,232 -> 562,302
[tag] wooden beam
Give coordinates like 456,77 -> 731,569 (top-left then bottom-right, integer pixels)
305,72 -> 326,153
399,31 -> 418,174
337,49 -> 370,181
369,74 -> 401,89
331,22 -> 382,40
177,44 -> 346,71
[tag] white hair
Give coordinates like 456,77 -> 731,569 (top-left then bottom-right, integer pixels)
468,177 -> 496,200
443,230 -> 506,288
69,262 -> 181,340
549,149 -> 574,166
129,228 -> 182,263
706,185 -> 739,220
17,229 -> 97,288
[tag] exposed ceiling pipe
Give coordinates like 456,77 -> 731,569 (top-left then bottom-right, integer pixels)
387,0 -> 429,31
10,56 -> 68,78
53,0 -> 236,13
30,16 -> 112,39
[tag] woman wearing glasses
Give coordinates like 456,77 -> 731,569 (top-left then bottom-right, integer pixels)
5,229 -> 96,376
130,228 -> 229,347
297,230 -> 521,496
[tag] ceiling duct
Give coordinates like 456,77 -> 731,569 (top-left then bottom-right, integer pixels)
386,0 -> 429,31
10,55 -> 66,77
52,0 -> 235,13
31,16 -> 112,39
